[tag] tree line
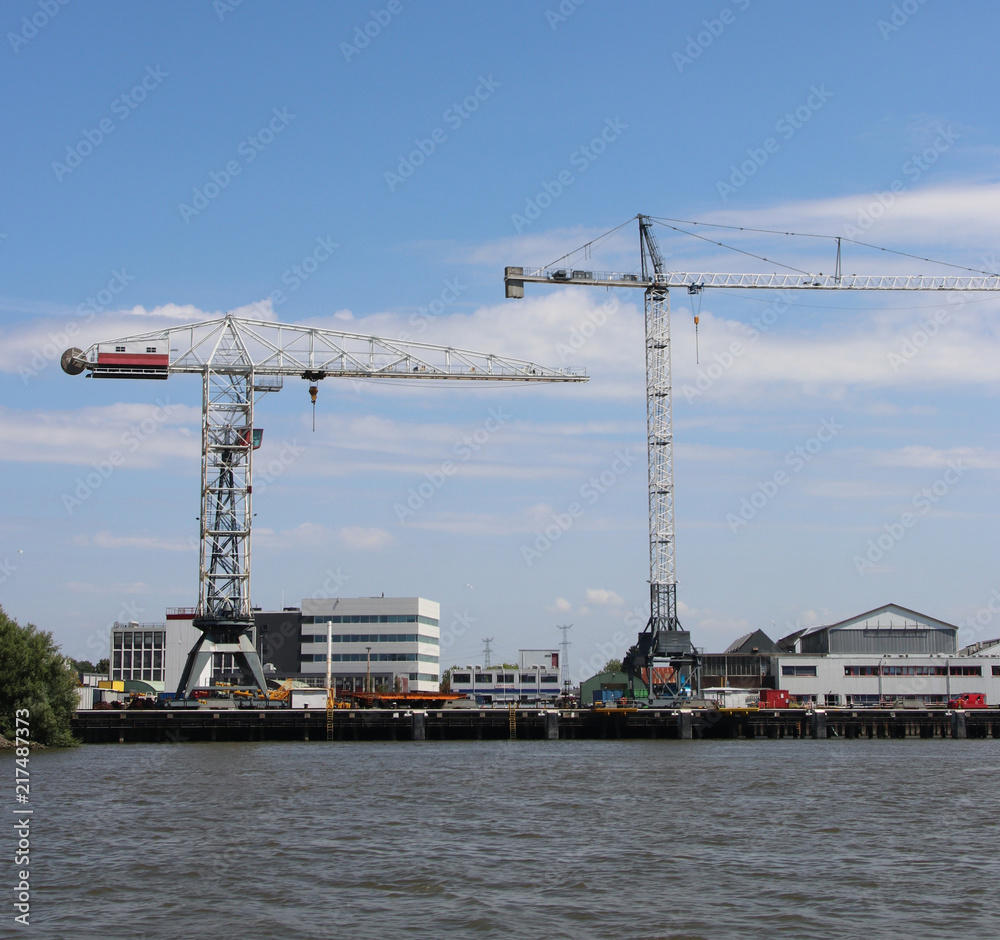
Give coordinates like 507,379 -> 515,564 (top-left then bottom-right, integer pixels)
0,606 -> 80,747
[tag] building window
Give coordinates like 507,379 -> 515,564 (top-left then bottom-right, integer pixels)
452,673 -> 471,684
993,665 -> 1000,677
782,665 -> 817,677
115,345 -> 126,352
949,665 -> 982,676
145,347 -> 157,353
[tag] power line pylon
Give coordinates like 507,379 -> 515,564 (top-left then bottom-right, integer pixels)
556,623 -> 572,687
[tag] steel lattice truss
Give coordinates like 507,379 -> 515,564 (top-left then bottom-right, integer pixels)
508,269 -> 1000,292
72,314 -> 586,380
645,286 -> 677,639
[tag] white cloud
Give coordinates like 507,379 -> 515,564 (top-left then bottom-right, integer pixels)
254,523 -> 331,550
338,526 -> 394,551
868,445 -> 1000,469
0,403 -> 199,467
702,182 -> 1000,253
548,597 -> 572,612
584,588 -> 625,607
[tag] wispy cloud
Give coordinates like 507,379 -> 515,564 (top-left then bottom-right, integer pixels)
72,531 -> 194,552
338,526 -> 394,551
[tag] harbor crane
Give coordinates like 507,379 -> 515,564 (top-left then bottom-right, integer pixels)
62,314 -> 587,698
505,213 -> 1000,702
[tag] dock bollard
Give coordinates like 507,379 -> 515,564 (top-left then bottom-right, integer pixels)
950,710 -> 967,740
678,710 -> 692,740
811,709 -> 827,740
544,711 -> 559,740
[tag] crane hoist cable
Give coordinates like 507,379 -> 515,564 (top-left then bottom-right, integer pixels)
648,215 -> 996,276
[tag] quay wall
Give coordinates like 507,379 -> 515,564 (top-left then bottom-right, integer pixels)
71,707 -> 1000,744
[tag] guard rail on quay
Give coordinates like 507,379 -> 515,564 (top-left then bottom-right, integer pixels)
71,706 -> 1000,744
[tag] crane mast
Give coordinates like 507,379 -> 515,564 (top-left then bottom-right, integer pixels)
639,216 -> 690,679
505,213 -> 1000,704
63,314 -> 586,699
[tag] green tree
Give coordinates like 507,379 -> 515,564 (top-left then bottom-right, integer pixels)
439,667 -> 452,693
0,606 -> 79,747
603,658 -> 623,674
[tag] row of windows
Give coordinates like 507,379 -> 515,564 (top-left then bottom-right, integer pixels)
112,631 -> 166,682
302,633 -> 439,646
302,614 -> 438,626
409,673 -> 439,684
113,631 -> 165,650
844,665 -> 985,677
304,653 -> 439,664
452,673 -> 561,685
844,694 -> 950,705
112,649 -> 164,683
786,663 -> 991,678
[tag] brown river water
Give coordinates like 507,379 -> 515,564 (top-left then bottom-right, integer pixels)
4,738 -> 998,939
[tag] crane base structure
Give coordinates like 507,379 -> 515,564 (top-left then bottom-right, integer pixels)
63,314 -> 586,699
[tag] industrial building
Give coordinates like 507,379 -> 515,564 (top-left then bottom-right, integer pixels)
775,604 -> 1000,706
700,629 -> 778,690
573,603 -> 1000,708
449,650 -> 562,703
109,596 -> 441,694
110,618 -> 210,692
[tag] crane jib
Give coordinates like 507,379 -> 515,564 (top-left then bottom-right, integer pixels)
505,267 -> 1000,293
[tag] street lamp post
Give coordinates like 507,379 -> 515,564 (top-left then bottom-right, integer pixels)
366,646 -> 372,694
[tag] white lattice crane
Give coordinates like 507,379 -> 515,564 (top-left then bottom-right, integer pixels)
62,314 -> 587,698
505,214 -> 1000,701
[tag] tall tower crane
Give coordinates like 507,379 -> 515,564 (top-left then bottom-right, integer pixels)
505,214 -> 1000,702
62,314 -> 586,698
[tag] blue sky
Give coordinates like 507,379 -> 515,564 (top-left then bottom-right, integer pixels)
4,0 -> 1000,679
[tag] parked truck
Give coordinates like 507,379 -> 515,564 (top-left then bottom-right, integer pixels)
948,692 -> 987,709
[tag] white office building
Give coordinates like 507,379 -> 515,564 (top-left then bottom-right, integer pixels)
299,597 -> 440,692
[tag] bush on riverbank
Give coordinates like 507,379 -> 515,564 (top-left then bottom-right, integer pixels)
0,606 -> 79,747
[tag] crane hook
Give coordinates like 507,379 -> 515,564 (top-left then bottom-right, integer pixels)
688,285 -> 703,364
308,385 -> 318,432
